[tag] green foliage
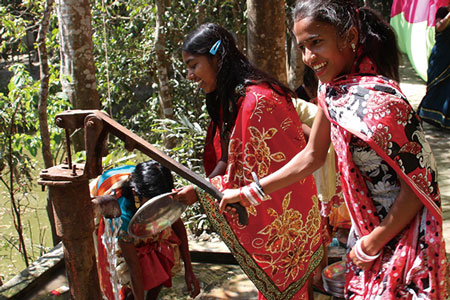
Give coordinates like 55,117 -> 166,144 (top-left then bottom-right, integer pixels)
90,0 -> 246,131
0,5 -> 28,59
44,64 -> 73,164
0,64 -> 40,158
0,0 -> 45,66
0,64 -> 41,267
0,60 -> 69,272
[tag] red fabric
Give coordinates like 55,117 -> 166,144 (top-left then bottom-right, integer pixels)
136,230 -> 179,289
96,218 -> 115,300
197,83 -> 324,300
390,0 -> 449,25
318,57 -> 449,299
203,121 -> 222,176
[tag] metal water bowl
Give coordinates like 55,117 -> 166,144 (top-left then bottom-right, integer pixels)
322,260 -> 345,298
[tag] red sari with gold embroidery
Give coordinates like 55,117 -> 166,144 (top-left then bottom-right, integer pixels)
318,57 -> 449,299
197,83 -> 323,300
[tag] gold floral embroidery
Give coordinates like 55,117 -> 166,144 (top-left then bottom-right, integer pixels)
243,126 -> 286,180
280,117 -> 293,131
227,138 -> 243,182
305,195 -> 321,246
251,92 -> 267,121
258,192 -> 306,254
250,91 -> 281,121
200,85 -> 323,297
280,247 -> 311,281
270,152 -> 287,162
247,205 -> 257,217
253,192 -> 318,287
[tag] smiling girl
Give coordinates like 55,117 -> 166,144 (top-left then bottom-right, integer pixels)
220,0 -> 449,299
176,23 -> 324,300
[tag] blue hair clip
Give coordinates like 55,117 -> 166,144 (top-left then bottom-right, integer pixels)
209,40 -> 221,55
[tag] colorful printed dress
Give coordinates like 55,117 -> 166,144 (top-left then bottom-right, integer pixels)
197,83 -> 324,300
318,57 -> 449,299
91,165 -> 181,300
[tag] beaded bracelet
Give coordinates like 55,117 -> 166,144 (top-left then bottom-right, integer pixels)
354,236 -> 381,263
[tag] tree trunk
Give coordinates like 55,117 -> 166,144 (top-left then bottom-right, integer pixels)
285,2 -> 305,91
233,0 -> 246,53
246,0 -> 287,84
155,0 -> 175,148
37,0 -> 60,246
364,0 -> 374,8
38,1 -> 54,169
56,0 -> 100,151
196,0 -> 206,25
287,28 -> 305,91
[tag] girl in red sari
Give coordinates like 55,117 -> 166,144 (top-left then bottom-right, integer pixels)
176,23 -> 324,300
220,1 -> 449,299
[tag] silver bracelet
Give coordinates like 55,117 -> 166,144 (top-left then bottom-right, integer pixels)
251,171 -> 266,197
354,236 -> 381,263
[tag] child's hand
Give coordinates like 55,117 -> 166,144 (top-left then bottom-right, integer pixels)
91,195 -> 121,218
185,268 -> 200,298
173,185 -> 198,205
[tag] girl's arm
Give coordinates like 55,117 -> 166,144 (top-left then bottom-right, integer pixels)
207,160 -> 227,178
219,107 -> 331,211
261,107 -> 331,193
207,135 -> 229,178
436,10 -> 450,32
119,241 -> 145,300
171,218 -> 200,298
301,123 -> 311,141
349,177 -> 423,270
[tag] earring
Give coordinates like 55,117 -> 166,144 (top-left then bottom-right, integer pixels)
351,43 -> 356,53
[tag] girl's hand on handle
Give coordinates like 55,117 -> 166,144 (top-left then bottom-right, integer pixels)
173,185 -> 198,205
219,188 -> 241,213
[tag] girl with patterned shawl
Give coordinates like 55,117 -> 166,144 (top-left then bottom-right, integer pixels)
418,4 -> 450,130
220,1 -> 449,299
176,23 -> 324,300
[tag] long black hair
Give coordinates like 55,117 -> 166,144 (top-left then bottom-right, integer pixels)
293,0 -> 400,82
182,23 -> 296,139
122,161 -> 174,201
